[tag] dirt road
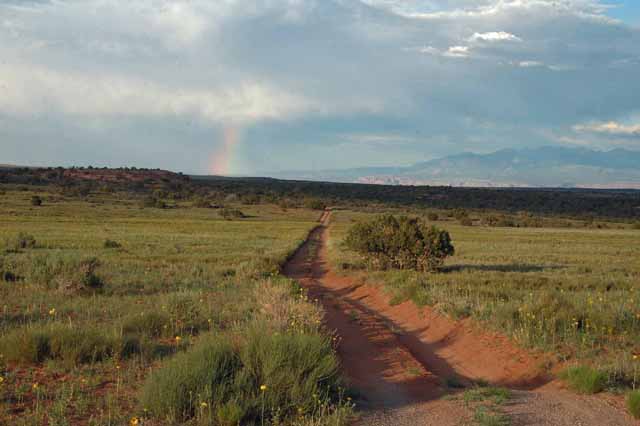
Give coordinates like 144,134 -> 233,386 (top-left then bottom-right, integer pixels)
283,211 -> 637,426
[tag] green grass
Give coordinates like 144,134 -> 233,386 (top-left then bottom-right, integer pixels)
627,390 -> 640,418
0,187 -> 351,425
560,366 -> 607,394
328,209 -> 640,388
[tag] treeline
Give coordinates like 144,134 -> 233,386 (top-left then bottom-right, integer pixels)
193,176 -> 640,220
1,167 -> 639,220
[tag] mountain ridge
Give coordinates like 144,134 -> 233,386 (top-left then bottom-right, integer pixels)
268,146 -> 640,189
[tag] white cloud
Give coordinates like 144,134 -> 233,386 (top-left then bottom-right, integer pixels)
518,60 -> 544,67
469,31 -> 521,42
574,121 -> 640,136
445,45 -> 471,57
0,64 -> 315,125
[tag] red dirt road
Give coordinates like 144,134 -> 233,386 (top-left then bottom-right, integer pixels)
283,211 -> 638,425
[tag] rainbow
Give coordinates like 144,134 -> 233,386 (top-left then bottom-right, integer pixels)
209,125 -> 241,176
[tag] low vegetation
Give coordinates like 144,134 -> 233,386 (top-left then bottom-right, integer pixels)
627,390 -> 640,419
344,214 -> 454,272
0,187 -> 350,425
560,366 -> 607,394
329,209 -> 640,392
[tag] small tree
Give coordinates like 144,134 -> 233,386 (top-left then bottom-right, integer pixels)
345,215 -> 454,272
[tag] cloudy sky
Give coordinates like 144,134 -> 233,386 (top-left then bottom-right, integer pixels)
1,0 -> 639,175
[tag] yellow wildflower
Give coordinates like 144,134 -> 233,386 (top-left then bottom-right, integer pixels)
130,417 -> 140,426
49,308 -> 56,315
260,384 -> 267,391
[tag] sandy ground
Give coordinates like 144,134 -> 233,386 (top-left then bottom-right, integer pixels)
282,211 -> 638,426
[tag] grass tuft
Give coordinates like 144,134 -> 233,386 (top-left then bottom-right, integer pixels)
560,365 -> 607,394
627,390 -> 640,419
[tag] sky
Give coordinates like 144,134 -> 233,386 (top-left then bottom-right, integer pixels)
0,0 -> 639,175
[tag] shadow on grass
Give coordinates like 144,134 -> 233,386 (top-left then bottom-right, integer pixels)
441,264 -> 565,273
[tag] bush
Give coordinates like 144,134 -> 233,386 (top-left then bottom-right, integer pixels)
0,325 -> 117,366
76,257 -> 104,290
304,199 -> 326,210
219,208 -> 245,220
5,232 -> 37,251
143,196 -> 167,209
193,197 -> 211,208
104,239 -> 121,249
27,255 -> 104,292
31,195 -> 43,206
633,222 -> 640,230
427,212 -> 438,221
627,390 -> 640,419
344,215 -> 454,272
560,365 -> 607,394
140,327 -> 343,424
459,217 -> 473,226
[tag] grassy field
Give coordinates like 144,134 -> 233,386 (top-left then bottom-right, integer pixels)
0,188 -> 352,425
328,209 -> 640,390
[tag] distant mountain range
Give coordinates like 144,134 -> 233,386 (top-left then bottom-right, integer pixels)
269,147 -> 640,189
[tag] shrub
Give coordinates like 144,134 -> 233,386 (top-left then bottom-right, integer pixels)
344,215 -> 454,272
560,365 -> 607,394
460,217 -> 473,226
304,199 -> 326,210
193,197 -> 211,208
28,255 -> 104,292
77,257 -> 104,290
219,208 -> 245,220
31,195 -> 43,206
140,327 -> 343,424
48,327 -> 115,366
140,335 -> 240,422
0,328 -> 51,363
166,295 -> 206,336
427,212 -> 438,221
627,390 -> 640,419
143,196 -> 167,209
5,232 -> 37,252
104,239 -> 121,249
453,208 -> 468,221
0,325 -> 117,366
633,222 -> 640,230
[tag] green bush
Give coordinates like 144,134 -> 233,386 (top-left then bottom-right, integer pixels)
560,365 -> 607,394
0,325 -> 117,366
627,390 -> 640,419
140,327 -> 343,424
344,214 -> 454,272
104,239 -> 121,249
48,327 -> 115,366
